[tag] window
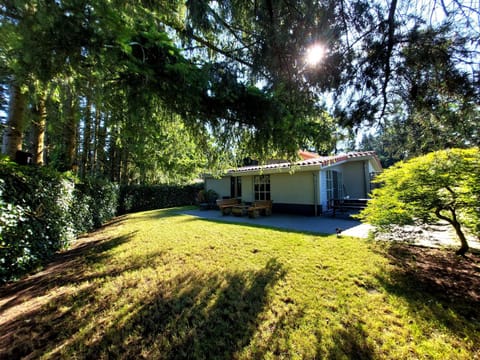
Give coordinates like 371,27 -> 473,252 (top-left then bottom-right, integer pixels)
230,176 -> 242,198
326,170 -> 343,205
254,175 -> 270,200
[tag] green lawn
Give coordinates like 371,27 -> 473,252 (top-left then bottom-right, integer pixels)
1,208 -> 478,359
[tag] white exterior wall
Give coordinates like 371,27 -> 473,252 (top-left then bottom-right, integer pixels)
205,176 -> 254,201
327,161 -> 367,199
342,161 -> 367,198
271,172 -> 315,204
241,176 -> 254,202
205,177 -> 230,198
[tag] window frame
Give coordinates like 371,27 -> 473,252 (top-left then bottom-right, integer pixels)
254,175 -> 271,201
326,170 -> 343,206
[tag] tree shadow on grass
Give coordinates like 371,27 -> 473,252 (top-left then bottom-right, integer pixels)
0,230 -> 154,358
375,244 -> 480,339
76,258 -> 286,359
1,256 -> 286,359
129,207 -> 192,221
237,295 -> 375,359
0,231 -> 136,314
323,318 -> 375,360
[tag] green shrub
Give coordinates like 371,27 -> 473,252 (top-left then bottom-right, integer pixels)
196,189 -> 218,209
0,163 -> 76,282
119,183 -> 203,214
76,178 -> 119,228
357,148 -> 480,255
0,179 -> 30,273
70,189 -> 94,234
0,158 -> 200,282
0,161 -> 119,283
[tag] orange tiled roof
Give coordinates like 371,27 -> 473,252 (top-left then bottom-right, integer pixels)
298,150 -> 320,160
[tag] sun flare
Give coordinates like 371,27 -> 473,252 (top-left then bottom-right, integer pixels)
305,44 -> 325,66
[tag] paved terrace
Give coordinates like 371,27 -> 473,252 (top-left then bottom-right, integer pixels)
178,209 -> 480,251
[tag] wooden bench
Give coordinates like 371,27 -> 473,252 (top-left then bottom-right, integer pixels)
216,198 -> 240,215
248,200 -> 273,218
330,199 -> 368,217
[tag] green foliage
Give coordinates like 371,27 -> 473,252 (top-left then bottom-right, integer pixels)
357,148 -> 480,251
0,162 -> 119,282
2,1 -> 478,181
186,1 -> 479,131
196,189 -> 218,209
0,178 -> 29,244
0,162 -> 75,282
119,183 -> 204,214
76,178 -> 119,229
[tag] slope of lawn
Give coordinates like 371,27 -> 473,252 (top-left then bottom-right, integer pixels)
1,208 -> 479,359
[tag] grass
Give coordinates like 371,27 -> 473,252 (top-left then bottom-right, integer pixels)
1,208 -> 479,359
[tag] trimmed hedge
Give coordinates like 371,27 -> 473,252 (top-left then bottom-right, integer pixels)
76,178 -> 119,229
0,162 -> 118,283
0,160 -> 203,283
118,183 -> 203,214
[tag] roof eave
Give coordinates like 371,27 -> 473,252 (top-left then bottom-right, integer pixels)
206,152 -> 382,178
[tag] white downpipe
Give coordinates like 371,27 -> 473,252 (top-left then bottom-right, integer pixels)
313,172 -> 318,216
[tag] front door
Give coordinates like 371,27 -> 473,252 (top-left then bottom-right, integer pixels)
230,176 -> 242,198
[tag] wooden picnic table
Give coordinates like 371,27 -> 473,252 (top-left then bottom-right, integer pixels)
248,200 -> 273,218
231,204 -> 250,216
216,198 -> 240,215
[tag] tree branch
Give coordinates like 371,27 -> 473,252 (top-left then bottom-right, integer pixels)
180,29 -> 255,69
380,0 -> 398,118
204,2 -> 254,50
434,207 -> 453,225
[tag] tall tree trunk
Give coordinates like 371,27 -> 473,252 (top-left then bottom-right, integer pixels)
31,91 -> 47,165
108,125 -> 120,182
63,86 -> 78,171
90,106 -> 101,177
2,83 -> 26,158
121,146 -> 129,184
81,97 -> 92,179
96,111 -> 107,176
381,0 -> 398,116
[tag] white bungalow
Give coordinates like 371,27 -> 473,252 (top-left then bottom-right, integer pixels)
204,151 -> 382,216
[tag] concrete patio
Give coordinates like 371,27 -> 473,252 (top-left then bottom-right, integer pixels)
178,209 -> 480,251
179,209 -> 372,238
